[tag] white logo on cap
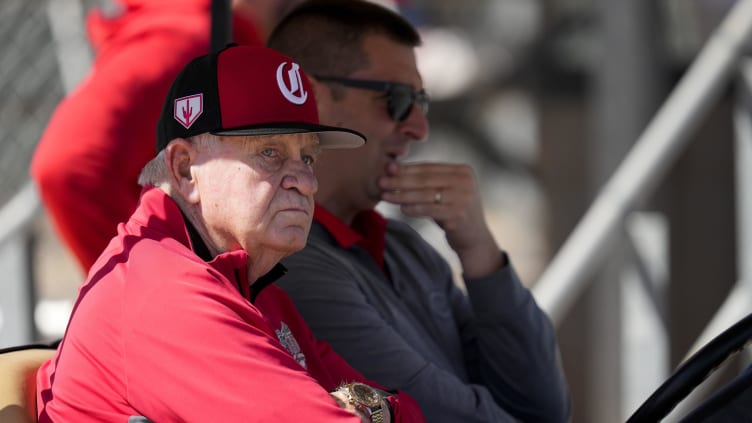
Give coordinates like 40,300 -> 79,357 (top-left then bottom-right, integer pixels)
174,94 -> 203,129
276,62 -> 308,105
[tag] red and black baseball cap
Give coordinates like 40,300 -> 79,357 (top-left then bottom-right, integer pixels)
156,44 -> 365,152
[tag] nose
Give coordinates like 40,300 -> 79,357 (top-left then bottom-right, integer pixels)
281,159 -> 318,196
398,103 -> 430,142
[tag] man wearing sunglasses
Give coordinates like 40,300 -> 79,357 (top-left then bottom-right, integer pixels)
268,1 -> 571,422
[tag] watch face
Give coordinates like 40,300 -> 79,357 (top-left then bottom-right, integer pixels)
351,383 -> 382,407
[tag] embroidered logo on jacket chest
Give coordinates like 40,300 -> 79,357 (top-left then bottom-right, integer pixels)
275,322 -> 307,369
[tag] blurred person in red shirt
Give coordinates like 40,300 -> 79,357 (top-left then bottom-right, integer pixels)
31,0 -> 293,271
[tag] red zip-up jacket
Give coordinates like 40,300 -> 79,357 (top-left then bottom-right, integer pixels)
37,187 -> 425,422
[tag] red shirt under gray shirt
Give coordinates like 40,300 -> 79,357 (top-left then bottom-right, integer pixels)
278,205 -> 572,422
36,187 -> 424,422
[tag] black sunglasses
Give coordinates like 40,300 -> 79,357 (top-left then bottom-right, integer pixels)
314,75 -> 429,122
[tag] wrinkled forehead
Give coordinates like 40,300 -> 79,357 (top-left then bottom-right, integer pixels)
237,132 -> 320,147
209,132 -> 322,152
257,132 -> 321,144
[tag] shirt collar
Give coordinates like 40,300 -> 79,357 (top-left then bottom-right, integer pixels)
313,204 -> 387,269
313,204 -> 362,248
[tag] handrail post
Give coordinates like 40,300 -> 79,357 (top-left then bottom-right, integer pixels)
210,0 -> 232,53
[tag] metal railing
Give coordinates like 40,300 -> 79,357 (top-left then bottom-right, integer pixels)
532,0 -> 752,419
532,0 -> 752,326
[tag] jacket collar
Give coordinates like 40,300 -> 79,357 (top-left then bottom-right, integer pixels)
136,186 -> 287,302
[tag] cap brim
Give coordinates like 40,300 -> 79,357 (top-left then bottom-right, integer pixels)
212,122 -> 365,149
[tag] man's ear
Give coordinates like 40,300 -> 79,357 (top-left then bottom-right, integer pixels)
164,138 -> 200,205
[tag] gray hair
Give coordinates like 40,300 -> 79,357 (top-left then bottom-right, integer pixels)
137,149 -> 169,188
137,133 -> 216,188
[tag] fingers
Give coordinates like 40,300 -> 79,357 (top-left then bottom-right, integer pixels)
379,163 -> 475,205
379,162 -> 478,231
379,162 -> 473,193
380,186 -> 457,208
378,163 -> 475,206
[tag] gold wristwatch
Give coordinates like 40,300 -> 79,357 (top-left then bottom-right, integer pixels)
336,382 -> 387,423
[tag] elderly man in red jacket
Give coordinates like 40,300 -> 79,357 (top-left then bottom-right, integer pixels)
36,44 -> 424,423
